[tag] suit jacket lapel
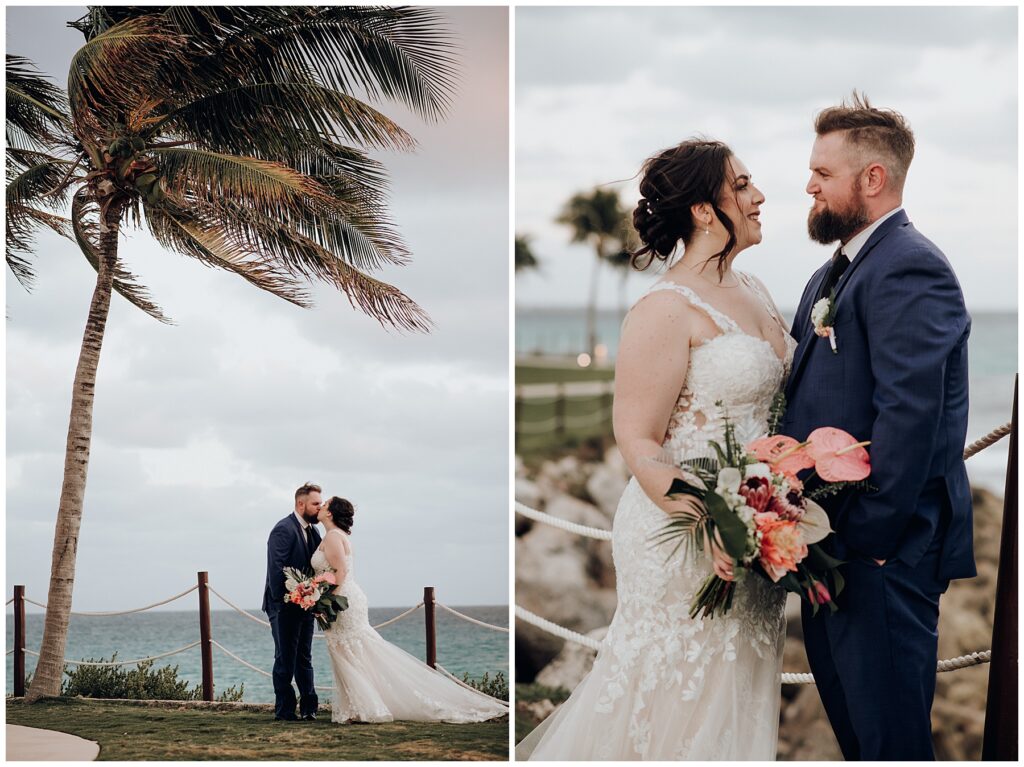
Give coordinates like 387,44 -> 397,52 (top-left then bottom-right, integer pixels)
787,210 -> 911,397
786,262 -> 831,396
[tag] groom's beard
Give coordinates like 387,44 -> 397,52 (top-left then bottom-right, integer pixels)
807,193 -> 870,245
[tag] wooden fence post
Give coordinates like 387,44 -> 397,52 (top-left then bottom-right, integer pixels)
14,585 -> 25,697
424,586 -> 437,669
197,571 -> 213,702
983,376 -> 1017,760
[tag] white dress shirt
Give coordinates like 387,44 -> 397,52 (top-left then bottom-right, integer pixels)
841,206 -> 903,263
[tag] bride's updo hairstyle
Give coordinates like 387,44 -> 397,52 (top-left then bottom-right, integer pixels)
326,496 -> 355,533
632,139 -> 737,276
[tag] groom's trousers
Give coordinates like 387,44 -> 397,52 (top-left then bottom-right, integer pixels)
802,534 -> 949,760
268,606 -> 318,719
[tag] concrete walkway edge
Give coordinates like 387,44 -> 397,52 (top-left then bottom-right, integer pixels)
7,724 -> 99,761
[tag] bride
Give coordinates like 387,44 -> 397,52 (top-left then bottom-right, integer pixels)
517,139 -> 793,760
312,496 -> 508,724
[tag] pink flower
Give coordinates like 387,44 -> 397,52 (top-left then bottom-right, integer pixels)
768,487 -> 805,521
807,582 -> 832,605
754,513 -> 807,582
319,572 -> 337,586
805,428 -> 872,482
739,475 -> 773,513
747,435 -> 815,478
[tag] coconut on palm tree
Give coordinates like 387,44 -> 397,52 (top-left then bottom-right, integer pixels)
555,187 -> 629,358
6,5 -> 457,702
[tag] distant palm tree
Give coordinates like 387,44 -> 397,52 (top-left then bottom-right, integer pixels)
7,6 -> 457,702
515,234 -> 539,273
555,187 -> 628,356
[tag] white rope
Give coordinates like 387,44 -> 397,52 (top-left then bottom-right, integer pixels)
23,641 -> 201,666
515,502 -> 612,541
436,603 -> 509,633
206,586 -> 271,628
563,408 -> 612,429
435,663 -> 509,707
6,598 -> 13,606
207,586 -> 422,634
372,602 -> 424,630
964,422 -> 1013,460
515,606 -> 603,651
209,639 -> 331,692
518,603 -> 992,684
22,585 -> 198,616
517,416 -> 560,434
6,649 -> 14,656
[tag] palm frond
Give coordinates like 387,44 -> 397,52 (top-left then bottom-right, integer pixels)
6,55 -> 71,150
67,15 -> 187,149
150,80 -> 414,153
258,6 -> 459,121
70,189 -> 172,323
144,206 -> 312,308
153,148 -> 409,270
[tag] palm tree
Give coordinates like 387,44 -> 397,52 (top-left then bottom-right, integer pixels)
514,234 -> 539,273
555,187 -> 628,357
7,6 -> 457,702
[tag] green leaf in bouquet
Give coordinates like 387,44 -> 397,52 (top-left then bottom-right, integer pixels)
704,491 -> 748,560
804,479 -> 877,501
767,391 -> 787,437
805,543 -> 844,571
830,567 -> 845,599
709,440 -> 731,473
666,477 -> 705,501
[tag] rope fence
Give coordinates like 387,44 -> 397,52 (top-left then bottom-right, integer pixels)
515,420 -> 1015,685
9,579 -> 505,702
23,585 -> 198,616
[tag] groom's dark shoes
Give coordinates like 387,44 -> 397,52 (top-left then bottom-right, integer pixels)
785,209 -> 973,760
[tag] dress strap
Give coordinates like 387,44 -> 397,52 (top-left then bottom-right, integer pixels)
644,281 -> 740,334
738,271 -> 785,328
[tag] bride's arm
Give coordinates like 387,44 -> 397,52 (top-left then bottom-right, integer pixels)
613,291 -> 702,518
320,535 -> 349,590
613,292 -> 734,580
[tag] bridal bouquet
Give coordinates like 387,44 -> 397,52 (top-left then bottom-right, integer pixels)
654,398 -> 872,619
283,566 -> 349,630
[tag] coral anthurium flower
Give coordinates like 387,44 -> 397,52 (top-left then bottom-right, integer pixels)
805,427 -> 871,482
746,435 -> 815,477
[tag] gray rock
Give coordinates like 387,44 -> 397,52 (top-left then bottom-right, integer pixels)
535,626 -> 607,690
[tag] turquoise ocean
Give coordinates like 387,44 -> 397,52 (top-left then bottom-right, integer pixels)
6,605 -> 507,703
517,308 -> 1018,494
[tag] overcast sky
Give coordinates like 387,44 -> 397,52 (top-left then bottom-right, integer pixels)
6,6 -> 510,610
515,6 -> 1017,312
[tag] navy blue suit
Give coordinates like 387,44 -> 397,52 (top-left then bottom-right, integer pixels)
782,209 -> 975,759
263,514 -> 322,719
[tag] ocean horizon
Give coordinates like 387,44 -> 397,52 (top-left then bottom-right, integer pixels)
6,604 -> 508,703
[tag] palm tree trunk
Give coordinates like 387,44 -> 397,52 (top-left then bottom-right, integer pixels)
25,202 -> 122,702
587,241 -> 603,357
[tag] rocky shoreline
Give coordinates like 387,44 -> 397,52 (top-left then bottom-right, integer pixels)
515,441 -> 1008,760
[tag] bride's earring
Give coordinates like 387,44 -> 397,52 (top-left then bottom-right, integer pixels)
704,220 -> 711,235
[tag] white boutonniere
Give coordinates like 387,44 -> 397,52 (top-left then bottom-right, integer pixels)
811,290 -> 838,354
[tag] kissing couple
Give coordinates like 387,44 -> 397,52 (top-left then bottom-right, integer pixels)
263,482 -> 507,724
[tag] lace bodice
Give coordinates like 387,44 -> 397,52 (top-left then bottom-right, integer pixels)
651,272 -> 797,462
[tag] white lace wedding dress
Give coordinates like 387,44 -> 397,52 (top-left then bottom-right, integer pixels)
310,530 -> 507,723
518,274 -> 795,760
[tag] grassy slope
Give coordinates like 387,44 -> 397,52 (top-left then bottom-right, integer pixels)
7,699 -> 508,761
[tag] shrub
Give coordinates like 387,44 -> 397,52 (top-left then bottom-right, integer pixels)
59,654 -> 244,702
460,671 -> 508,701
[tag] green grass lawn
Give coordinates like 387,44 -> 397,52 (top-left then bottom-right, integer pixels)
514,683 -> 569,745
7,698 -> 508,761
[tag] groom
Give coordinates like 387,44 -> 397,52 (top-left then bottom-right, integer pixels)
263,482 -> 323,721
783,94 -> 975,760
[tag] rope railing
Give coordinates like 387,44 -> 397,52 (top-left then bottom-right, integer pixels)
515,421 -> 1014,685
6,598 -> 13,606
210,639 -> 332,692
207,584 -> 424,633
22,641 -> 201,667
515,501 -> 612,541
436,603 -> 509,633
22,585 -> 198,616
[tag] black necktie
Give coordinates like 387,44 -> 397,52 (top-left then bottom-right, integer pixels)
819,247 -> 851,300
304,525 -> 314,556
